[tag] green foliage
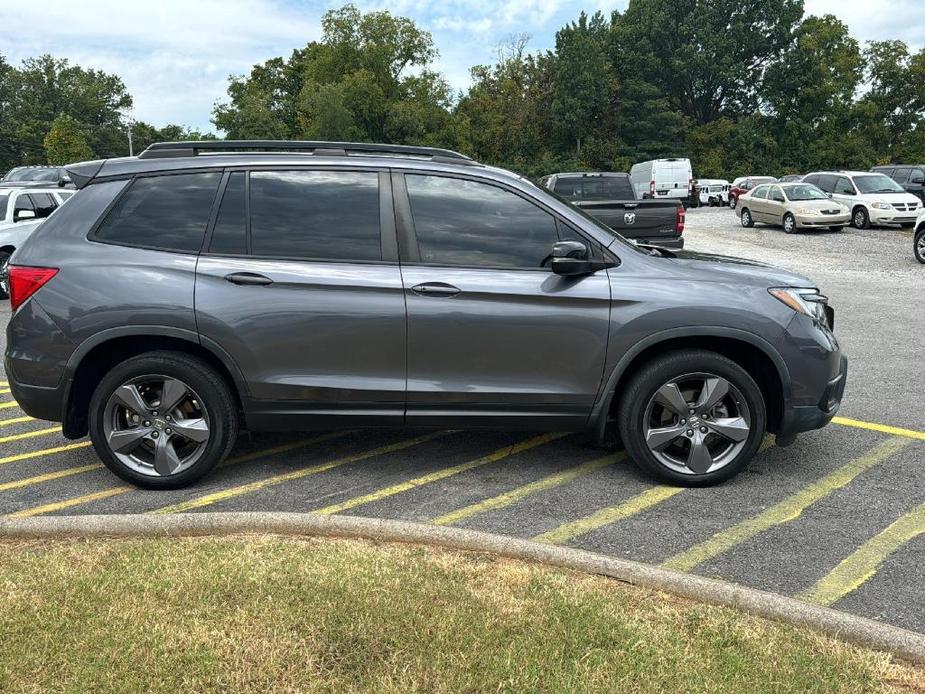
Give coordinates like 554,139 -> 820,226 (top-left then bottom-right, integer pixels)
43,113 -> 93,164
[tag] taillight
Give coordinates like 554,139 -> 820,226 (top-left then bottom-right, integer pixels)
676,206 -> 685,233
9,266 -> 58,311
649,179 -> 656,195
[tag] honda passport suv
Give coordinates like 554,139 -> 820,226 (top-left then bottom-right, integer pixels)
5,141 -> 847,489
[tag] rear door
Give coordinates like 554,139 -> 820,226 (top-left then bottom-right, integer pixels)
395,171 -> 611,428
747,185 -> 770,221
195,168 -> 407,428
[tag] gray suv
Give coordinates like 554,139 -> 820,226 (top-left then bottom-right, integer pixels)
5,141 -> 847,489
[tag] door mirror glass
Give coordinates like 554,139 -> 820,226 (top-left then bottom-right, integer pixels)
14,209 -> 36,221
547,241 -> 614,276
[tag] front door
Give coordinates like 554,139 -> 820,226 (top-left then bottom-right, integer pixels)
195,168 -> 406,428
395,172 -> 611,428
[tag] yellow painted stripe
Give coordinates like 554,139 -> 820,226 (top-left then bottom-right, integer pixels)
0,464 -> 103,492
534,485 -> 683,545
662,437 -> 910,572
152,431 -> 448,515
433,452 -> 624,526
315,432 -> 568,516
0,401 -> 21,410
0,380 -> 8,386
798,501 -> 925,606
0,441 -> 92,466
0,415 -> 34,427
0,426 -> 60,444
833,416 -> 925,442
0,388 -> 10,395
8,486 -> 132,518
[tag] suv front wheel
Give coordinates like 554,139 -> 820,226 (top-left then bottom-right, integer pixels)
915,226 -> 925,264
88,351 -> 238,489
617,350 -> 767,486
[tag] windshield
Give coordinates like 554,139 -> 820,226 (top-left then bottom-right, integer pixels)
854,174 -> 904,194
0,194 -> 8,218
2,167 -> 59,182
783,184 -> 827,201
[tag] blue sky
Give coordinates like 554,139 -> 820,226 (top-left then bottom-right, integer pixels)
1,0 -> 923,134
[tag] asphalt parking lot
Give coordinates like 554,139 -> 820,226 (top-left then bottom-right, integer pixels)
1,206 -> 923,633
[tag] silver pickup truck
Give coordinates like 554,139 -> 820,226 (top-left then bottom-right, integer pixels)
540,172 -> 685,249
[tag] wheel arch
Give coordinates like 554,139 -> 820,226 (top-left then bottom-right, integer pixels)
61,327 -> 248,439
592,327 -> 790,443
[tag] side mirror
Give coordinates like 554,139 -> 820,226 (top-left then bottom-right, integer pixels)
547,241 -> 613,276
14,209 -> 36,222
826,193 -> 833,198
911,176 -> 924,184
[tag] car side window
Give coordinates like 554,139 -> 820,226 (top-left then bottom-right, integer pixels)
209,172 -> 247,255
94,172 -> 222,253
891,168 -> 908,183
405,174 -> 559,269
249,170 -> 381,262
816,175 -> 836,193
13,193 -> 35,219
912,168 -> 925,183
835,177 -> 855,195
752,186 -> 769,200
28,194 -> 57,218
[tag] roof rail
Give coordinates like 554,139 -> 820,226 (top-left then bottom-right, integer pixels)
138,140 -> 476,164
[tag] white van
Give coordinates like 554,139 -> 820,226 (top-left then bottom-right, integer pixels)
630,158 -> 693,202
696,178 -> 730,206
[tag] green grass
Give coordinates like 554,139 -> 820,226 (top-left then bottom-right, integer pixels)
0,536 -> 921,693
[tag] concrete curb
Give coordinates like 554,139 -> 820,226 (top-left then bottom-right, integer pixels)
2,512 -> 924,665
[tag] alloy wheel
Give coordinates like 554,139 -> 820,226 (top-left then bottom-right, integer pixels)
783,215 -> 795,233
643,373 -> 751,476
102,375 -> 211,477
916,231 -> 925,263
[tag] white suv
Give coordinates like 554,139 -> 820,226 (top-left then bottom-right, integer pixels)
802,171 -> 921,229
915,208 -> 925,264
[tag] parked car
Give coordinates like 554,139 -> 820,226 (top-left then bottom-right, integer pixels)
779,174 -> 804,183
0,166 -> 73,189
0,187 -> 74,297
629,158 -> 693,203
915,208 -> 925,264
801,171 -> 921,229
540,171 -> 685,249
870,164 -> 925,205
736,182 -> 850,233
6,140 -> 846,490
695,179 -> 730,206
729,176 -> 776,208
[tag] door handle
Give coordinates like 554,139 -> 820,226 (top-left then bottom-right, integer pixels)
224,272 -> 274,286
411,282 -> 460,297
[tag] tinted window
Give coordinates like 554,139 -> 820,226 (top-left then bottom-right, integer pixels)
816,174 -> 837,193
95,173 -> 221,252
912,168 -> 925,183
210,172 -> 247,255
553,176 -> 633,201
29,194 -> 57,218
407,174 -> 559,269
890,167 -> 908,183
249,170 -> 380,261
13,194 -> 34,219
834,177 -> 855,195
0,194 -> 8,219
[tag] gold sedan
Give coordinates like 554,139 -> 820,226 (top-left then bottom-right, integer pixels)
736,182 -> 851,233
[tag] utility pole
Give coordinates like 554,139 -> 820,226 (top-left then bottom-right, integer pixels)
127,121 -> 134,157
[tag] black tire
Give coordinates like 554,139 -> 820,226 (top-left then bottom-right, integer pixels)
729,196 -> 737,209
617,349 -> 767,486
0,250 -> 11,300
829,226 -> 844,232
740,208 -> 754,228
852,206 -> 869,229
89,351 -> 238,489
915,227 -> 925,264
782,213 -> 797,234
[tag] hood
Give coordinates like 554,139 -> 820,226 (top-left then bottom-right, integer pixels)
862,192 -> 921,205
654,248 -> 816,288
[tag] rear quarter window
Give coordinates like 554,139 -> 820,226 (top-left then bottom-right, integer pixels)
93,172 -> 221,253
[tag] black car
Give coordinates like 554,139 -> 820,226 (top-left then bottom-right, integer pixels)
870,165 -> 925,204
0,166 -> 73,189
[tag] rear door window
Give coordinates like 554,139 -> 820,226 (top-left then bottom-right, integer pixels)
752,186 -> 769,199
209,172 -> 247,255
13,193 -> 35,221
28,193 -> 57,218
249,170 -> 381,261
834,177 -> 855,195
891,167 -> 910,183
94,172 -> 222,253
816,174 -> 837,193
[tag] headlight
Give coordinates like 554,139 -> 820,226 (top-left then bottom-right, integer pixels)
769,287 -> 830,327
870,202 -> 893,210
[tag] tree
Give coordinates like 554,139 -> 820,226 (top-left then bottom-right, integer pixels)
43,113 -> 93,164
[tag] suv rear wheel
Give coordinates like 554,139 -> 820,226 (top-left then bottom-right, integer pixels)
617,350 -> 767,486
915,226 -> 925,264
88,351 -> 238,489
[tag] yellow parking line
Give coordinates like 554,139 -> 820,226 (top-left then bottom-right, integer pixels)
432,452 -> 624,526
833,416 -> 925,442
0,388 -> 10,395
0,415 -> 34,427
153,431 -> 449,515
798,501 -> 925,606
0,381 -> 8,386
0,401 -> 21,410
0,441 -> 92,467
8,486 -> 133,518
662,437 -> 910,572
534,485 -> 683,545
0,426 -> 60,445
0,464 -> 104,492
315,432 -> 569,516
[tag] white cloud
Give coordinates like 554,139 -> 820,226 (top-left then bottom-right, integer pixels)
803,0 -> 925,49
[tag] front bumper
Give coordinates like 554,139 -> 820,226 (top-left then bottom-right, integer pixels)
778,353 -> 847,442
868,208 -> 919,225
794,212 -> 850,228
